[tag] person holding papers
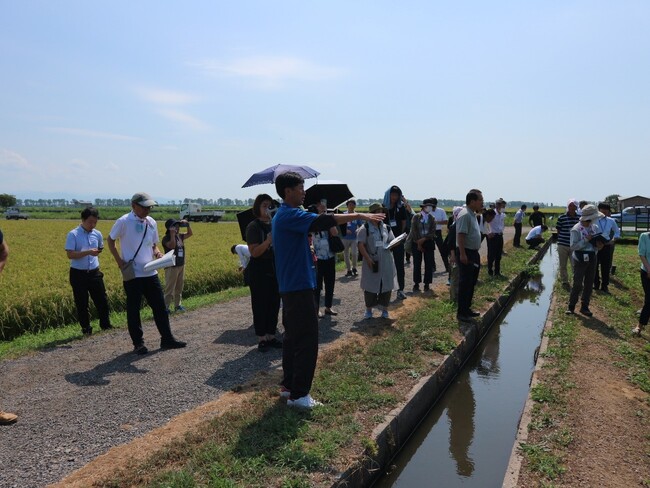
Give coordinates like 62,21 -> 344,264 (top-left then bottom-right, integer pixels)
107,192 -> 186,355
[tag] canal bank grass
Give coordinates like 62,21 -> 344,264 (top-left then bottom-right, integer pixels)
518,243 -> 650,486
92,245 -> 540,487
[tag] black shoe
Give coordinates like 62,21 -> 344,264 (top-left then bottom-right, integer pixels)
134,344 -> 148,355
160,339 -> 187,349
267,337 -> 283,349
345,270 -> 353,277
258,340 -> 269,352
593,284 -> 600,291
488,269 -> 494,276
468,310 -> 481,317
352,268 -> 358,276
423,284 -> 430,291
565,307 -> 575,315
456,314 -> 475,323
601,287 -> 610,294
413,284 -> 420,292
82,329 -> 92,337
579,307 -> 593,317
100,325 -> 113,331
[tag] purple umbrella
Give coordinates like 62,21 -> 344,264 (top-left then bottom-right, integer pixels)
242,164 -> 320,188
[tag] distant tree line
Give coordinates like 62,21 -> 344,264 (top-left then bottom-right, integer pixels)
3,192 -> 625,210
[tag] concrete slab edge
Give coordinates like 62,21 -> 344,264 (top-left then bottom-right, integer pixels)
333,241 -> 552,487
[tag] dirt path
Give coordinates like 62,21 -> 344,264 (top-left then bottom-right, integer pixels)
556,320 -> 649,487
4,225 -> 507,488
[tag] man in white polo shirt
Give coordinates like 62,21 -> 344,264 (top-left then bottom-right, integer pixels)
108,192 -> 186,355
487,198 -> 507,276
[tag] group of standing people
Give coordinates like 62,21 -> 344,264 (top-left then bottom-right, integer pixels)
63,192 -> 190,355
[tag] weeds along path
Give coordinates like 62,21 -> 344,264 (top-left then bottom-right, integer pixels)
0,230 -> 510,488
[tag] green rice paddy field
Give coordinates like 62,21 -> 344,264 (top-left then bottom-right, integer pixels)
0,220 -> 245,340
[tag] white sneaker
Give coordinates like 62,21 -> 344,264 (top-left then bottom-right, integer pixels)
287,394 -> 323,409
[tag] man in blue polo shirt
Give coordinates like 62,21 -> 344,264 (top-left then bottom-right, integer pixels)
65,207 -> 112,336
273,172 -> 383,409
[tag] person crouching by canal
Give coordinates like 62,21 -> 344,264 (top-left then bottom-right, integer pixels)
566,204 -> 605,317
162,218 -> 192,313
65,207 -> 112,336
246,194 -> 282,352
525,224 -> 548,249
108,192 -> 186,355
358,202 -> 397,319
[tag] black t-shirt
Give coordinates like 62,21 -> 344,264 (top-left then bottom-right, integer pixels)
246,219 -> 273,260
162,234 -> 186,267
384,206 -> 408,234
529,211 -> 545,227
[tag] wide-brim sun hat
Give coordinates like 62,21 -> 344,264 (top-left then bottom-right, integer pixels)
579,204 -> 605,222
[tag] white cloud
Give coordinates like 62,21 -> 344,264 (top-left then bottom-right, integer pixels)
105,162 -> 120,172
0,148 -> 36,172
136,88 -> 199,105
45,127 -> 142,141
192,55 -> 343,88
157,109 -> 209,131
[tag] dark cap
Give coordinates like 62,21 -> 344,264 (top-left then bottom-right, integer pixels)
421,197 -> 436,207
165,219 -> 180,229
131,192 -> 157,207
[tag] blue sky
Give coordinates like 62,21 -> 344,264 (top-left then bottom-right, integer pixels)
1,1 -> 648,206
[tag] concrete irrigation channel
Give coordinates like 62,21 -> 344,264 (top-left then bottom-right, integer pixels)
335,242 -> 557,487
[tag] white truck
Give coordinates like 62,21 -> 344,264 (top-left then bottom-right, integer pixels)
179,202 -> 225,222
4,207 -> 29,220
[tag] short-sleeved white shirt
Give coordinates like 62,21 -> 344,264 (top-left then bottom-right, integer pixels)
109,211 -> 159,278
432,207 -> 448,231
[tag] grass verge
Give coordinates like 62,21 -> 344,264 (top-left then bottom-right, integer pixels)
519,242 -> 650,485
0,286 -> 250,360
94,244 -> 539,487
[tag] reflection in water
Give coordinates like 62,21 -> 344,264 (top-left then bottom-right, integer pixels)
375,246 -> 557,488
447,377 -> 475,476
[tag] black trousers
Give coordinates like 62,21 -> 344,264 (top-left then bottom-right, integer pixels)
526,237 -> 544,249
457,248 -> 481,315
69,268 -> 111,333
434,230 -> 450,271
513,222 -> 522,247
123,275 -> 174,347
391,242 -> 405,291
594,245 -> 614,289
248,258 -> 280,337
315,257 -> 336,308
487,234 -> 504,274
281,289 -> 319,400
640,270 -> 650,326
412,241 -> 435,285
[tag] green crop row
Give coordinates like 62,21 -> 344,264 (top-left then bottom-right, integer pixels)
0,220 -> 247,340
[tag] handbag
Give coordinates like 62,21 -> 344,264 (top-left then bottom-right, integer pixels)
120,223 -> 148,282
328,234 -> 345,254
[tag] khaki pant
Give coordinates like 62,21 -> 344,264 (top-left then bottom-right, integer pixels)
164,265 -> 185,308
557,245 -> 573,285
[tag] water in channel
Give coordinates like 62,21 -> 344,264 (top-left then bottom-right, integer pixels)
374,245 -> 558,488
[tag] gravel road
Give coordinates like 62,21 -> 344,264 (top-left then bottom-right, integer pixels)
0,228 -> 514,487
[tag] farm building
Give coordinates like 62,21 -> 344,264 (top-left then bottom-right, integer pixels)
618,195 -> 650,210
